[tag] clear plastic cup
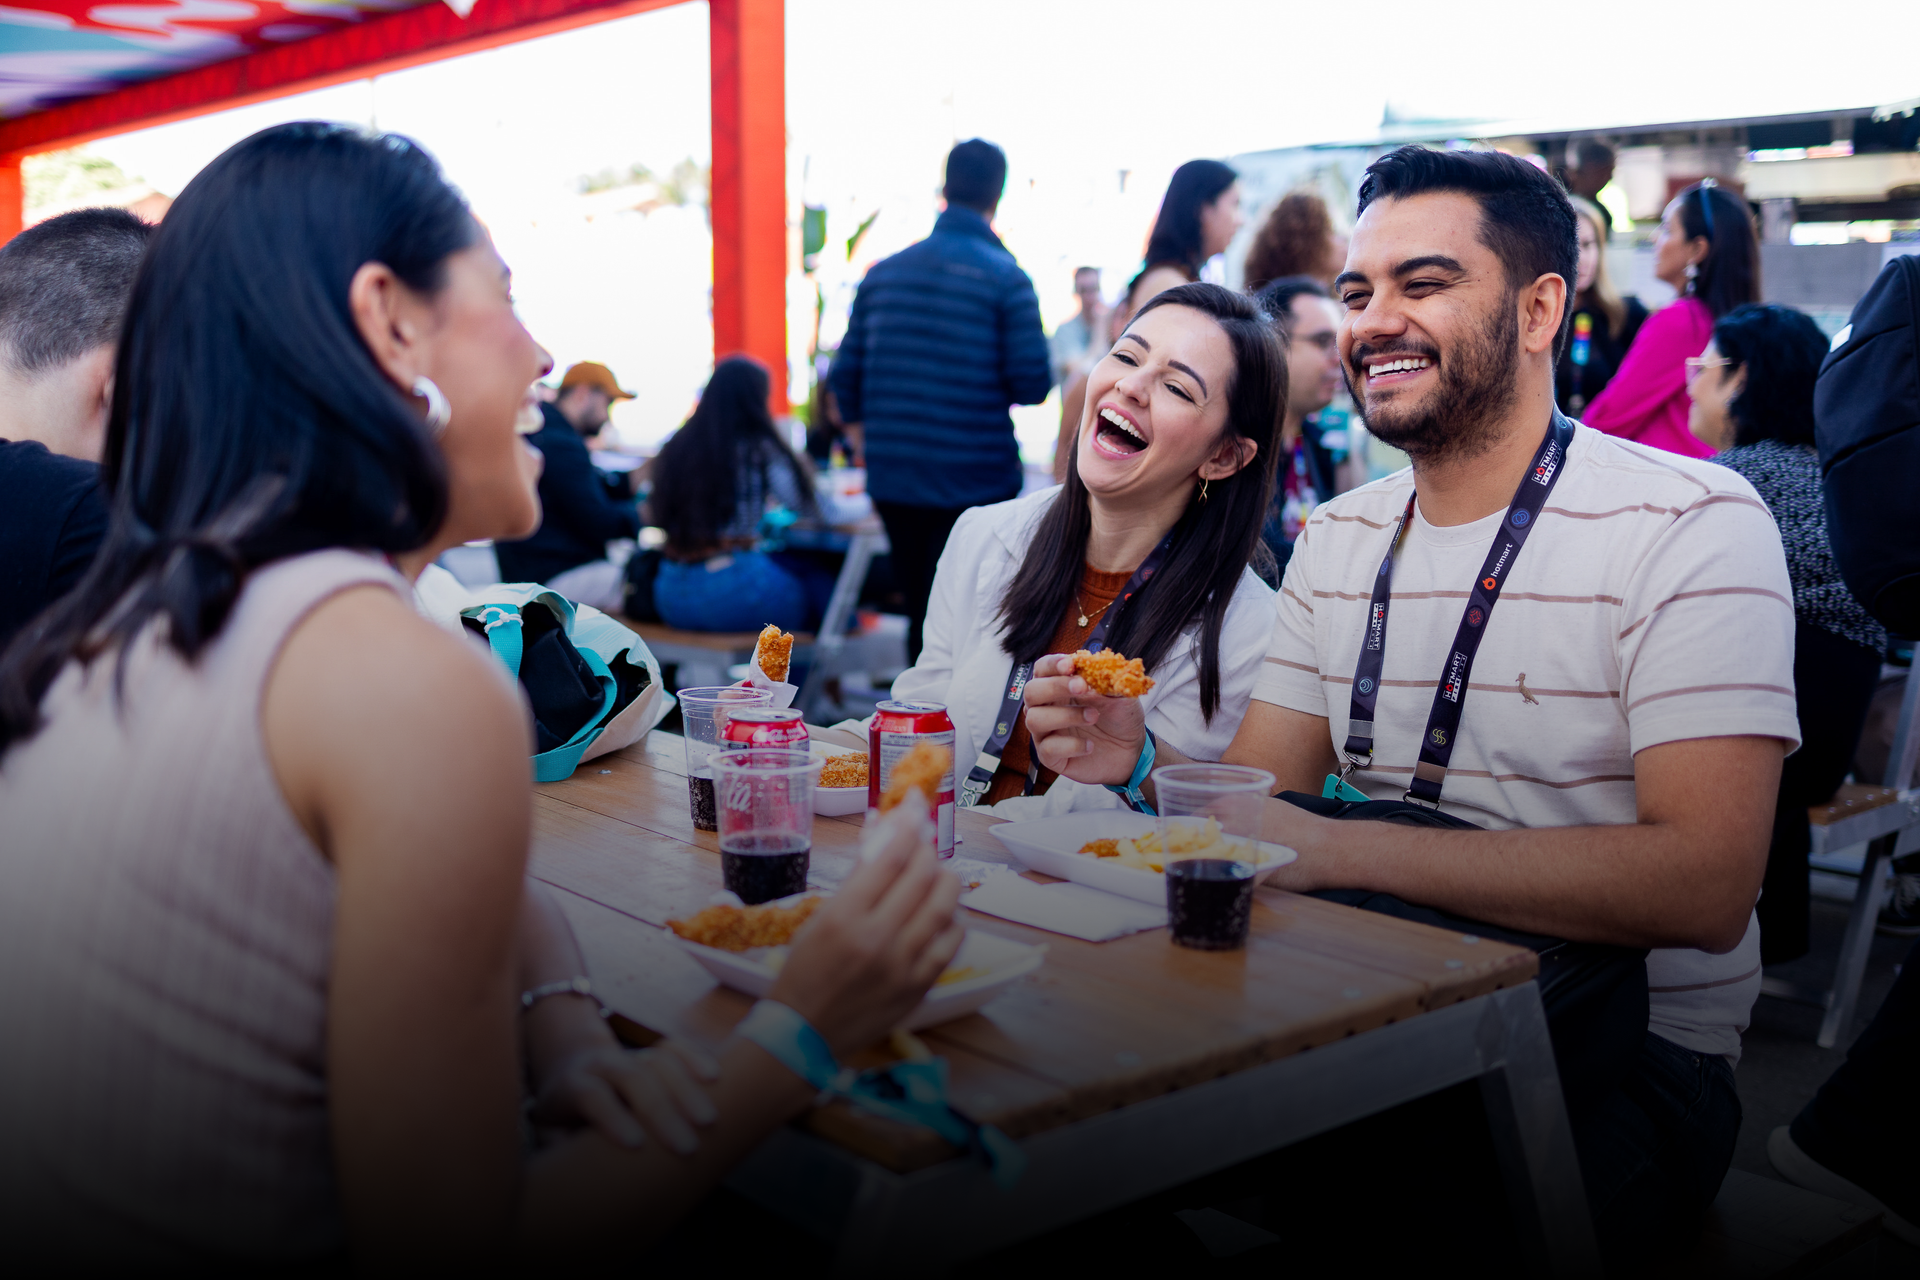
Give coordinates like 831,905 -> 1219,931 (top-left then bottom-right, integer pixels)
1153,763 -> 1276,864
710,748 -> 823,903
678,686 -> 772,831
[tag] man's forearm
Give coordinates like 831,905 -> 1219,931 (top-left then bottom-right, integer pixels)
1274,808 -> 1760,953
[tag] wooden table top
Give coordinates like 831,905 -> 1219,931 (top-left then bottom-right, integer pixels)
532,730 -> 1538,1173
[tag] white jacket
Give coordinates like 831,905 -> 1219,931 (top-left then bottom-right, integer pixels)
888,487 -> 1277,820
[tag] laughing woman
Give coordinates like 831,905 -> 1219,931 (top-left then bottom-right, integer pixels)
891,282 -> 1282,816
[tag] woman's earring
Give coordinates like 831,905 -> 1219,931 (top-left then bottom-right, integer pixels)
1683,262 -> 1700,293
1198,477 -> 1210,504
412,375 -> 452,436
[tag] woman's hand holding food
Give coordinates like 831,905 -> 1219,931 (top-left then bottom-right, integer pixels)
1021,653 -> 1152,784
529,1040 -> 720,1153
770,792 -> 964,1057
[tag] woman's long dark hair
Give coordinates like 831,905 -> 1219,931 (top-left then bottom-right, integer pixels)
0,122 -> 473,754
1144,160 -> 1238,279
650,356 -> 818,554
1712,303 -> 1827,448
996,283 -> 1284,721
1677,182 -> 1761,319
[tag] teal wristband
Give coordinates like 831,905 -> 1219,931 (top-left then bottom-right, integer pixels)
735,1000 -> 842,1092
1105,728 -> 1157,815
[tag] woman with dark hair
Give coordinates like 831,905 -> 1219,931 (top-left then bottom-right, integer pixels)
888,282 -> 1280,816
1126,160 -> 1243,314
1585,180 -> 1760,457
1688,303 -> 1886,963
1241,189 -> 1346,292
0,122 -> 961,1264
647,355 -> 831,632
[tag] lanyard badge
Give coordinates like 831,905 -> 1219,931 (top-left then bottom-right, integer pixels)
1340,413 -> 1575,808
957,529 -> 1176,807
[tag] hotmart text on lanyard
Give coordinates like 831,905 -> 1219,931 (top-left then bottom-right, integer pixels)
956,531 -> 1175,807
1343,412 -> 1575,809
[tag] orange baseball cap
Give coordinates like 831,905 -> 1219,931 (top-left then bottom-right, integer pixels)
558,361 -> 635,400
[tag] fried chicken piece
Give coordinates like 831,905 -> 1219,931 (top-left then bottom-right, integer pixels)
879,741 -> 950,812
667,895 -> 824,951
1072,648 -> 1155,698
818,752 -> 870,789
754,624 -> 794,683
1079,838 -> 1122,858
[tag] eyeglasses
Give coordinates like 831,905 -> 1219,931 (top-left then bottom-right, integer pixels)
1684,355 -> 1733,382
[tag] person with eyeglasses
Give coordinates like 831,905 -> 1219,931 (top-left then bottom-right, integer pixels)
1253,276 -> 1348,583
1584,180 -> 1760,457
1687,303 -> 1887,966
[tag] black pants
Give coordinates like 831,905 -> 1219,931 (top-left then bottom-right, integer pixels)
1791,939 -> 1920,1212
874,495 -> 1014,665
1760,622 -> 1882,963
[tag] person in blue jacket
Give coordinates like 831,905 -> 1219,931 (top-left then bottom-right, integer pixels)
828,138 -> 1053,662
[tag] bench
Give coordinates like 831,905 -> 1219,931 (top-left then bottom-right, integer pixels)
616,621 -> 815,690
1761,673 -> 1920,1046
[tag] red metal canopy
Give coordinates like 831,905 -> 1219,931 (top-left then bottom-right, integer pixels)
0,0 -> 789,407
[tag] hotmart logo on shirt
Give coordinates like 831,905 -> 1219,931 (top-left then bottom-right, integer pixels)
1367,602 -> 1386,651
1531,445 -> 1561,486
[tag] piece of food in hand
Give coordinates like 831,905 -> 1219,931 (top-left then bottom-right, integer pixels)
878,741 -> 950,813
1071,648 -> 1154,698
754,624 -> 794,683
667,895 -> 823,951
819,751 -> 870,789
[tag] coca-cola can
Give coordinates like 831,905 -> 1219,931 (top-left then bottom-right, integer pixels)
720,708 -> 809,751
868,700 -> 956,857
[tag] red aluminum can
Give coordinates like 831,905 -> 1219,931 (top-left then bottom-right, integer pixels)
720,707 -> 809,751
868,700 -> 956,857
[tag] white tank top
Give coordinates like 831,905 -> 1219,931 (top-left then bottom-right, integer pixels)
0,549 -> 408,1263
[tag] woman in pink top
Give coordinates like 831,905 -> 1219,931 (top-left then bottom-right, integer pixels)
1584,181 -> 1761,458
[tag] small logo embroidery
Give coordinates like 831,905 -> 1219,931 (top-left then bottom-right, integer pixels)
1357,677 -> 1376,696
1482,576 -> 1498,590
1510,509 -> 1530,528
1467,607 -> 1485,627
995,721 -> 1009,736
1430,728 -> 1449,747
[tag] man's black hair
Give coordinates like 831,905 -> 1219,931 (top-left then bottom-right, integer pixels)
1356,145 -> 1579,358
944,139 -> 1008,213
1711,303 -> 1828,448
0,206 -> 152,375
1254,275 -> 1329,339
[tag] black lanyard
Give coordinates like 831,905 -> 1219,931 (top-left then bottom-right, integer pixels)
957,530 -> 1174,807
1344,413 -> 1574,807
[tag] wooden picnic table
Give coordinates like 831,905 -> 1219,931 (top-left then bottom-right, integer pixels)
532,729 -> 1600,1277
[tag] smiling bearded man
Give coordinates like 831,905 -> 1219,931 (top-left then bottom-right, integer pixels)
1019,145 -> 1800,1269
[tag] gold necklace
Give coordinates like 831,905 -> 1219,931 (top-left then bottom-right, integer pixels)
1075,593 -> 1116,629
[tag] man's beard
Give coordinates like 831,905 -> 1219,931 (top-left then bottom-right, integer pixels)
1347,297 -> 1521,465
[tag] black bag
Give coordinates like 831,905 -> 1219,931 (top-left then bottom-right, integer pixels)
1815,253 -> 1920,636
1280,790 -> 1650,1117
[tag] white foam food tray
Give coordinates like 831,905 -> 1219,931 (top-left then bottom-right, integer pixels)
990,811 -> 1298,907
670,920 -> 1045,1031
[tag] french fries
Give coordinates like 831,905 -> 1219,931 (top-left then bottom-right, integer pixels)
1076,818 -> 1248,871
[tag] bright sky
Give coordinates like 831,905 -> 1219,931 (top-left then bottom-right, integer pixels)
82,0 -> 1920,449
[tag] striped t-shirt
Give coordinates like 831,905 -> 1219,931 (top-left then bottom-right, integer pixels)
1257,424 -> 1800,1061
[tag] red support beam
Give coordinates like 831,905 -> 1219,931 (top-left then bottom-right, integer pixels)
709,0 -> 788,413
0,158 -> 21,244
0,0 -> 685,159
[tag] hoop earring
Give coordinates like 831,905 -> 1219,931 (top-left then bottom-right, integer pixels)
1198,477 -> 1210,504
412,375 -> 452,436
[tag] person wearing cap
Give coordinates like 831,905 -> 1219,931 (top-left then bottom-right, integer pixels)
493,361 -> 641,606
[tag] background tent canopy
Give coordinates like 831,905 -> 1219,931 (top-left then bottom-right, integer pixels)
0,1 -> 433,119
